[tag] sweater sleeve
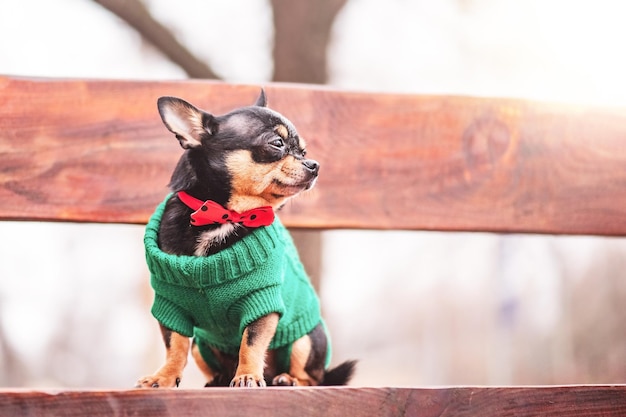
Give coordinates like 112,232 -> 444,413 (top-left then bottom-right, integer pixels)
151,294 -> 195,337
229,284 -> 286,336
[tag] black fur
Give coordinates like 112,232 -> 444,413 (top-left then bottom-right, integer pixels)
305,324 -> 356,386
321,360 -> 358,386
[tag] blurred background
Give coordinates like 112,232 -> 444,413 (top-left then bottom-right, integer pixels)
1,0 -> 625,388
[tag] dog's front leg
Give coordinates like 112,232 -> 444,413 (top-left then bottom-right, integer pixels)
136,324 -> 189,388
230,313 -> 279,387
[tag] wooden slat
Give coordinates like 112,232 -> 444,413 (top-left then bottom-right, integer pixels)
2,75 -> 626,235
1,386 -> 626,417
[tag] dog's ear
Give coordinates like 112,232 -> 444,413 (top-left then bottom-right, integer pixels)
254,89 -> 267,107
157,96 -> 216,149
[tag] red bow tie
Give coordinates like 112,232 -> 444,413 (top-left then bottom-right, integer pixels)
177,191 -> 275,228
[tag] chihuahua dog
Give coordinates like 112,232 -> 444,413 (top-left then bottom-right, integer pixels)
136,90 -> 355,388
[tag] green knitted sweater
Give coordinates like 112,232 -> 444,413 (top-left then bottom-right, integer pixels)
144,196 -> 323,362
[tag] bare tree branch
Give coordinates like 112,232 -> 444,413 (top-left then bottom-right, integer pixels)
93,0 -> 220,79
271,0 -> 347,83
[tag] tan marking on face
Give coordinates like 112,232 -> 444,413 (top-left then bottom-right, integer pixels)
274,124 -> 288,140
298,136 -> 307,150
225,150 -> 311,212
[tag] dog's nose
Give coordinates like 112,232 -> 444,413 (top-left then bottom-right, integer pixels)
303,159 -> 320,175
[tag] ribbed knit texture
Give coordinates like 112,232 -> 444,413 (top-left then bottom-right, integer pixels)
144,196 -> 322,361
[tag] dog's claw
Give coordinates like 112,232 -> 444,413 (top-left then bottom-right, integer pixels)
272,373 -> 299,386
230,374 -> 266,388
135,373 -> 181,389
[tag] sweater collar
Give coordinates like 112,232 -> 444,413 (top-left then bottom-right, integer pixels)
145,195 -> 285,288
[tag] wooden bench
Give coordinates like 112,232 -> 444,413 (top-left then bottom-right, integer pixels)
1,75 -> 625,416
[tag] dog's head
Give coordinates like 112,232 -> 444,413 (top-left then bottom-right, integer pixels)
157,90 -> 319,213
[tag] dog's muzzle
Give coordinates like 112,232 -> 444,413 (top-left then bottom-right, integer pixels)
303,159 -> 320,177
301,159 -> 320,190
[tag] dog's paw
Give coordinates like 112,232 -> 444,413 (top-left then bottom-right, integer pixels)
135,374 -> 181,389
229,373 -> 266,388
272,373 -> 299,386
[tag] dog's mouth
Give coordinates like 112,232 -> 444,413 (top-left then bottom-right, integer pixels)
272,176 -> 317,196
271,159 -> 319,196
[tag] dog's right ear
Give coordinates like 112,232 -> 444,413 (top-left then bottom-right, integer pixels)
157,96 -> 216,149
254,89 -> 267,107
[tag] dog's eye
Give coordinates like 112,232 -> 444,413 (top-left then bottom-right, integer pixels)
301,149 -> 307,157
270,138 -> 284,148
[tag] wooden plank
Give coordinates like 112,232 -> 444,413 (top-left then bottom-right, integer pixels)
1,386 -> 625,417
2,75 -> 626,235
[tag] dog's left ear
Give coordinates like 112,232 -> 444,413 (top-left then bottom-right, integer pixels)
254,89 -> 267,107
157,96 -> 216,149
